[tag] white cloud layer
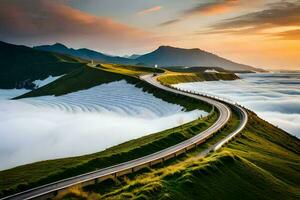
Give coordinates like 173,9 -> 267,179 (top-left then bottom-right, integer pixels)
0,89 -> 29,100
0,81 -> 206,170
33,75 -> 63,88
174,73 -> 300,138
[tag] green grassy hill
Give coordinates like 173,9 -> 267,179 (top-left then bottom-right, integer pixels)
1,64 -> 215,198
0,41 -> 85,89
69,112 -> 299,200
14,65 -> 132,98
15,64 -> 204,111
157,71 -> 239,85
15,63 -> 165,98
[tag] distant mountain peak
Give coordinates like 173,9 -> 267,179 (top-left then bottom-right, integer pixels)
157,45 -> 179,51
52,43 -> 67,48
157,45 -> 172,49
124,54 -> 141,59
33,43 -> 68,51
156,45 -> 203,52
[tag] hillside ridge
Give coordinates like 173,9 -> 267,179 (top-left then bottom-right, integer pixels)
0,41 -> 84,89
137,45 -> 263,72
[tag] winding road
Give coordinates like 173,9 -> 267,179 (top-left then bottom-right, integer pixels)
1,74 -> 248,200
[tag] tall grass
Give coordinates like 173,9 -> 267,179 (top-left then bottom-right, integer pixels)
78,111 -> 300,200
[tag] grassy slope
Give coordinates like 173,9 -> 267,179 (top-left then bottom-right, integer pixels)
0,111 -> 218,197
0,41 -> 85,89
0,64 -> 215,197
15,63 -> 163,98
14,66 -> 131,98
157,71 -> 239,85
164,66 -> 229,73
71,111 -> 300,200
99,63 -> 165,76
15,64 -> 210,112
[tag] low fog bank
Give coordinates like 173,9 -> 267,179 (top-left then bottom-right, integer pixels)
0,81 -> 207,170
174,73 -> 300,138
0,89 -> 29,100
0,75 -> 62,100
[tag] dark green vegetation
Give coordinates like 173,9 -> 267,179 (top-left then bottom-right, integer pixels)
157,72 -> 239,85
71,111 -> 300,200
0,41 -> 85,89
0,109 -> 218,198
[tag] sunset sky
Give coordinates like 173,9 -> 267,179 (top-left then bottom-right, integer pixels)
0,0 -> 300,70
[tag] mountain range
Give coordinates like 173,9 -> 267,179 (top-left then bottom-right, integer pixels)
34,43 -> 137,65
0,40 -> 264,89
35,43 -> 262,72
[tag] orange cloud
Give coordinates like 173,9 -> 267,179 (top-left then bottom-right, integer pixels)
187,0 -> 240,16
137,6 -> 162,15
0,0 -> 162,54
205,1 -> 300,37
159,0 -> 242,26
275,29 -> 300,40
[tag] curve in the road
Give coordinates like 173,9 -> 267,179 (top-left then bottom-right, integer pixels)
2,73 -> 247,200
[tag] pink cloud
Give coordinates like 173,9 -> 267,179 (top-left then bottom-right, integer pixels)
137,6 -> 162,15
0,0 -> 163,54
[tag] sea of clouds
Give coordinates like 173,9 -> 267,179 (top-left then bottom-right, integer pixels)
33,75 -> 62,88
0,81 -> 206,170
174,73 -> 300,138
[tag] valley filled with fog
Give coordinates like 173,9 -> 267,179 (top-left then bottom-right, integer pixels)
174,73 -> 300,138
0,81 -> 207,170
